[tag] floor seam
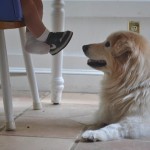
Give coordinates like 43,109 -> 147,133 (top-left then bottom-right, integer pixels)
70,126 -> 88,150
14,106 -> 32,120
0,125 -> 5,132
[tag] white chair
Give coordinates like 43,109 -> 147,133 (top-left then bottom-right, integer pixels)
0,21 -> 42,131
0,0 -> 65,131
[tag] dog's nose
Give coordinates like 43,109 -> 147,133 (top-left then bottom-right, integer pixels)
82,45 -> 89,53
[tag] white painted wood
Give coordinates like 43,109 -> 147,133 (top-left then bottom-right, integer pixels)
50,0 -> 65,104
0,30 -> 16,131
19,28 -> 42,110
0,27 -> 43,130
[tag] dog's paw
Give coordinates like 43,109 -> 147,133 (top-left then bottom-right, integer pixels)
82,129 -> 110,142
82,130 -> 99,142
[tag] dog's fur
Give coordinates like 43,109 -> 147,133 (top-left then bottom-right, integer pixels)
82,31 -> 150,141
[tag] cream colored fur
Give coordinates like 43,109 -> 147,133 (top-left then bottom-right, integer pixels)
82,31 -> 150,141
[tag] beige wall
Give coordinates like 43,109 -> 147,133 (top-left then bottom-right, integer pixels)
5,0 -> 150,93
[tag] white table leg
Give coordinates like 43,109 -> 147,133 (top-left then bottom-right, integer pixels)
0,30 -> 16,130
51,0 -> 65,104
19,28 -> 42,110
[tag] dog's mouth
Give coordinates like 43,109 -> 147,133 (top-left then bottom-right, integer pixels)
87,59 -> 107,67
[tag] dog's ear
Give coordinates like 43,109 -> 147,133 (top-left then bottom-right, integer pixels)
112,40 -> 132,63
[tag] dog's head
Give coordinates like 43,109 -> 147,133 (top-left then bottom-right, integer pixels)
83,31 -> 149,75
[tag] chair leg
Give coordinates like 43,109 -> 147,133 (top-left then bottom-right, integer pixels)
50,0 -> 65,104
19,28 -> 42,110
0,30 -> 16,130
51,54 -> 64,104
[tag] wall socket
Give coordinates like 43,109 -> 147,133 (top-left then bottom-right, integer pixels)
128,21 -> 140,33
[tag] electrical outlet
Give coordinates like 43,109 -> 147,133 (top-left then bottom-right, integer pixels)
128,21 -> 140,33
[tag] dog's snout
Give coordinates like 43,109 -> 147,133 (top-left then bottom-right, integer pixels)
82,45 -> 90,53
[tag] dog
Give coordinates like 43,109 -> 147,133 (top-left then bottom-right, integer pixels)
82,31 -> 150,142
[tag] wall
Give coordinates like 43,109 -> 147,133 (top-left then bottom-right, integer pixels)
5,0 -> 150,93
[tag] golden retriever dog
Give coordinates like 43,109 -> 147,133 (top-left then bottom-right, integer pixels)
82,31 -> 150,141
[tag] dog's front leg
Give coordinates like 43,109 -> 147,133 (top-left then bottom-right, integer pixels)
82,119 -> 150,142
82,123 -> 125,141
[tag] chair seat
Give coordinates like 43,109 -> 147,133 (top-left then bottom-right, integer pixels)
0,21 -> 25,29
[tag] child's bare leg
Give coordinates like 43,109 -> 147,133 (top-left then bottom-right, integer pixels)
33,0 -> 43,19
21,0 -> 46,37
26,0 -> 43,32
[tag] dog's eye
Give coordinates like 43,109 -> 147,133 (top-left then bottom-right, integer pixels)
105,41 -> 110,47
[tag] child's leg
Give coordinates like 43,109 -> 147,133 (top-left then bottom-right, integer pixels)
26,0 -> 43,32
21,0 -> 73,55
21,0 -> 46,37
33,0 -> 43,19
21,0 -> 50,54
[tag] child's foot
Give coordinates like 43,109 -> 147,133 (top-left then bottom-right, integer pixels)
46,31 -> 73,55
25,32 -> 50,54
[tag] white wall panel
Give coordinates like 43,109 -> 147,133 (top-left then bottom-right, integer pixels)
5,0 -> 150,93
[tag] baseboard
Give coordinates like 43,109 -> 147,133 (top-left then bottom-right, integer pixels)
8,54 -> 103,93
9,67 -> 103,93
